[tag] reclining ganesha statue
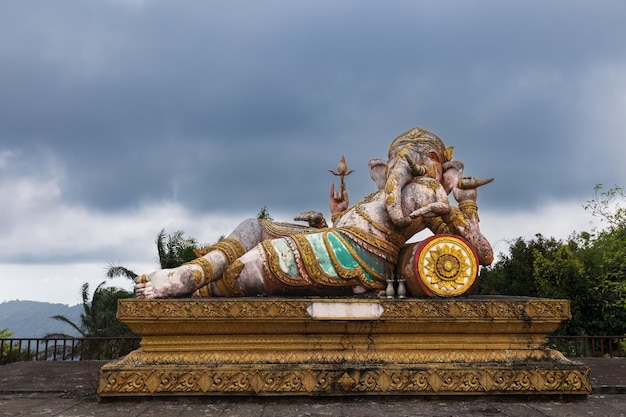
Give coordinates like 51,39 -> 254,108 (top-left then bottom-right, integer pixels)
135,127 -> 494,299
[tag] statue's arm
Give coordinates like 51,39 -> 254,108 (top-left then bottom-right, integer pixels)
293,179 -> 352,228
294,211 -> 328,228
448,187 -> 494,266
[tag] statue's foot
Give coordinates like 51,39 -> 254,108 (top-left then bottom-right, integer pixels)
134,274 -> 154,299
133,265 -> 201,299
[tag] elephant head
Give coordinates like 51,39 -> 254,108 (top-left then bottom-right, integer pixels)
384,127 -> 454,227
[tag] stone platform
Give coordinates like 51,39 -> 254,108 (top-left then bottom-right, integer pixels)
98,297 -> 591,397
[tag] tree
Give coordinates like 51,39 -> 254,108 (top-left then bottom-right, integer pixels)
46,282 -> 135,338
155,229 -> 199,269
475,185 -> 626,336
0,328 -> 24,364
533,244 -> 600,335
257,206 -> 273,221
581,184 -> 626,335
37,229 -> 203,359
475,234 -> 562,297
583,184 -> 626,229
45,282 -> 136,359
0,328 -> 13,362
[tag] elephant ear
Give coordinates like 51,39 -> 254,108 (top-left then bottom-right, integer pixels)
443,160 -> 464,172
368,158 -> 388,191
444,146 -> 454,163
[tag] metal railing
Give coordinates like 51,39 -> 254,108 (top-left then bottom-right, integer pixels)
1,337 -> 141,364
547,335 -> 626,358
2,335 -> 624,364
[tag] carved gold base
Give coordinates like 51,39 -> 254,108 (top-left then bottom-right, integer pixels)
98,297 -> 591,396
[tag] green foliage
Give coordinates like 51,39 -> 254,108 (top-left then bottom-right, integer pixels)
155,229 -> 199,269
106,265 -> 137,281
2,345 -> 34,364
475,234 -> 562,297
583,184 -> 626,229
47,282 -> 135,338
82,283 -> 135,337
1,328 -> 14,364
595,280 -> 626,335
257,206 -> 273,221
533,245 -> 587,299
1,328 -> 39,363
475,185 -> 626,336
533,244 -> 601,335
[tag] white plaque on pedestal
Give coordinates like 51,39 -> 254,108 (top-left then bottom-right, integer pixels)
306,302 -> 384,320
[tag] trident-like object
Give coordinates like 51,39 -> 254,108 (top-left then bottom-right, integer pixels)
329,155 -> 354,201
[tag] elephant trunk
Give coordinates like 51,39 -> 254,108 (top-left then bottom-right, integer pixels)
384,155 -> 417,227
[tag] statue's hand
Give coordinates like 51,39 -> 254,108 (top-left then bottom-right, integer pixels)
453,176 -> 492,203
294,211 -> 328,228
409,201 -> 452,219
453,186 -> 477,203
330,183 -> 349,214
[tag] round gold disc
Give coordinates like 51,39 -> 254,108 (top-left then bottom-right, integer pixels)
415,234 -> 478,297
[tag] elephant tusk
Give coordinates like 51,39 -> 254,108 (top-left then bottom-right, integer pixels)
405,155 -> 426,176
458,177 -> 494,189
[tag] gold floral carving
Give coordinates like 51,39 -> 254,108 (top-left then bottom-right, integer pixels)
117,298 -> 571,321
99,366 -> 591,395
417,235 -> 478,297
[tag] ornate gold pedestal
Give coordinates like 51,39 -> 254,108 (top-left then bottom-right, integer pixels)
98,297 -> 590,397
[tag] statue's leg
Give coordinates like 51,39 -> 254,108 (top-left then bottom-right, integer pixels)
135,219 -> 263,299
207,233 -> 375,297
206,246 -> 268,297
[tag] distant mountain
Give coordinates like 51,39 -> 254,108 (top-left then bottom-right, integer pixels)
0,300 -> 83,338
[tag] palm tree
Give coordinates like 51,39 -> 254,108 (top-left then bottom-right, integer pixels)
47,282 -> 134,339
46,282 -> 136,359
42,229 -> 202,359
155,229 -> 200,269
107,229 -> 200,281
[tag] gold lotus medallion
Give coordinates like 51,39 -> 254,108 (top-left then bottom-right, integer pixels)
417,235 -> 478,297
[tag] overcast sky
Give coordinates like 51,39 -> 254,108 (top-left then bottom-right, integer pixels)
1,1 -> 625,305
